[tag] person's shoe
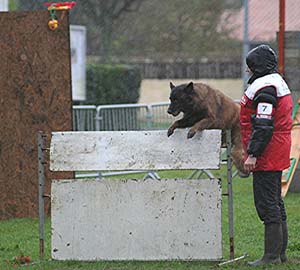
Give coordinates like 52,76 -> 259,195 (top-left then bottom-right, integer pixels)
248,223 -> 283,266
281,254 -> 288,263
247,256 -> 281,266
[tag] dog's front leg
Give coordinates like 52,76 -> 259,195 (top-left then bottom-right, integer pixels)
187,118 -> 213,139
167,118 -> 191,137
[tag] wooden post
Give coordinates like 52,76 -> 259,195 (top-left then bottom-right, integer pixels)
278,0 -> 285,75
226,130 -> 234,259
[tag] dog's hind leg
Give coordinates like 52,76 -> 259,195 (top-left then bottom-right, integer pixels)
231,146 -> 246,173
230,126 -> 248,176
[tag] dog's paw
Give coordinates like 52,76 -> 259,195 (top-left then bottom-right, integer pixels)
238,171 -> 250,178
167,127 -> 175,137
187,129 -> 196,139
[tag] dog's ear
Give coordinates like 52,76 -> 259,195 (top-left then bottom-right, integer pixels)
170,82 -> 175,89
185,82 -> 194,93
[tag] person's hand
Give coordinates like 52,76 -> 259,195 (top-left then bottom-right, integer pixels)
244,155 -> 257,173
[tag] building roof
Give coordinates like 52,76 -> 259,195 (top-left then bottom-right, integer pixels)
224,0 -> 300,41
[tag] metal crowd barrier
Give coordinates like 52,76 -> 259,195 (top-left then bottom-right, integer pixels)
73,105 -> 97,131
73,102 -> 173,132
95,103 -> 151,131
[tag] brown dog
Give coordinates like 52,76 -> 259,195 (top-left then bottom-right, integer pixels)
167,81 -> 246,174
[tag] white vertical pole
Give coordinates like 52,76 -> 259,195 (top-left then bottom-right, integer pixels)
0,0 -> 8,11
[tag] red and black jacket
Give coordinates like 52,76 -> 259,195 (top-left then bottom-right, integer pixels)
240,73 -> 293,171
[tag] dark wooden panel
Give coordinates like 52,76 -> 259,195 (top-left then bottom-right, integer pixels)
0,10 -> 73,219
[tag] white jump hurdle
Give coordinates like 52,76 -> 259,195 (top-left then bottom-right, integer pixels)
38,129 -> 236,261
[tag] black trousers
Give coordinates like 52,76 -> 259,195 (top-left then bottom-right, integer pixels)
253,171 -> 287,225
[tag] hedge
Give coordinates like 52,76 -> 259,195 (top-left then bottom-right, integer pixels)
85,64 -> 141,105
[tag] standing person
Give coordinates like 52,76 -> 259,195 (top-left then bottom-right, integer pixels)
240,44 -> 293,266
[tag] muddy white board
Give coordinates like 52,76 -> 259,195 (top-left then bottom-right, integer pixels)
50,129 -> 221,171
51,178 -> 222,260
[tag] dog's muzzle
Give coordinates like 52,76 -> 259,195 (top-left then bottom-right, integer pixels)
167,109 -> 180,117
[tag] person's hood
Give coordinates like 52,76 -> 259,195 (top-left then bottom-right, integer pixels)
246,44 -> 278,84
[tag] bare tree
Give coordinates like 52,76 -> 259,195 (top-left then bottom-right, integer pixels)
114,0 -> 240,60
71,0 -> 144,61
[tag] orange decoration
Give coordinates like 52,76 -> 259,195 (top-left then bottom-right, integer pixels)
48,19 -> 59,30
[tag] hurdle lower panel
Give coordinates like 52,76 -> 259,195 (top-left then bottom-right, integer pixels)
51,178 -> 222,261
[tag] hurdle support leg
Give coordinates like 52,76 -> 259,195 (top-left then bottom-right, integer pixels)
226,129 -> 235,260
38,131 -> 46,260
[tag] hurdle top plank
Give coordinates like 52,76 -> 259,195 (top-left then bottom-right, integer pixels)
50,129 -> 221,171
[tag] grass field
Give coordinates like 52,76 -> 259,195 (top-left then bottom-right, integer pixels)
1,167 -> 300,270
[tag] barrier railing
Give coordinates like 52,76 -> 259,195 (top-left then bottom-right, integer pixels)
95,103 -> 151,131
73,105 -> 97,131
73,103 -> 173,132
